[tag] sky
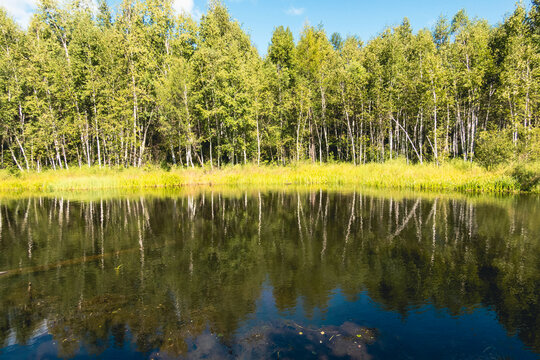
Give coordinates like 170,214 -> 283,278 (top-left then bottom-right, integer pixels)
2,0 -> 524,55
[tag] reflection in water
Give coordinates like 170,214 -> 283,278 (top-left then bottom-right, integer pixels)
0,192 -> 538,359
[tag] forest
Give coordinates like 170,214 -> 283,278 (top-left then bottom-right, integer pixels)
0,0 -> 539,171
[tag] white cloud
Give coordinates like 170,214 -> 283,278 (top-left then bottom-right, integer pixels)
2,0 -> 36,27
285,6 -> 304,16
3,0 -> 194,25
3,0 -> 98,27
173,0 -> 194,14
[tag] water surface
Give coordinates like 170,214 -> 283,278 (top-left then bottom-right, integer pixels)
0,190 -> 538,359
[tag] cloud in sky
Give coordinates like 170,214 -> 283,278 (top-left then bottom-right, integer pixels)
173,0 -> 194,14
4,0 -> 194,27
2,0 -> 36,27
285,6 -> 304,16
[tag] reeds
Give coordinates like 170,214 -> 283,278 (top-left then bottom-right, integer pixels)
0,159 -> 533,194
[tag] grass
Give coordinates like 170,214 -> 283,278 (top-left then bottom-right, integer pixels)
0,159 -> 535,195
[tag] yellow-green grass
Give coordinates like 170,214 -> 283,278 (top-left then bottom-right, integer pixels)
0,159 -> 533,195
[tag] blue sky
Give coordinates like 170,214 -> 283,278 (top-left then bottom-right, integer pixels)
3,0 -> 523,54
220,0 -> 519,53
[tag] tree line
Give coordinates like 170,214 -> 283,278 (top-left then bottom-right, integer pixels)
0,0 -> 539,171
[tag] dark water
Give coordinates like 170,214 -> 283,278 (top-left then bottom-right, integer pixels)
0,190 -> 538,359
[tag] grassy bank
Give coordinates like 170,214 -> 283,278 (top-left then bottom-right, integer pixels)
0,160 -> 537,194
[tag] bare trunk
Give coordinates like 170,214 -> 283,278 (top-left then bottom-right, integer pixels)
9,145 -> 24,172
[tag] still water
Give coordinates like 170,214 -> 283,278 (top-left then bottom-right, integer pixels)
0,190 -> 538,359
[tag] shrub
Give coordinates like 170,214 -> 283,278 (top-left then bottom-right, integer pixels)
475,130 -> 513,169
512,163 -> 540,192
517,128 -> 540,162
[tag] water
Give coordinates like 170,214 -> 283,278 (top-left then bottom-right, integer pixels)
0,190 -> 538,359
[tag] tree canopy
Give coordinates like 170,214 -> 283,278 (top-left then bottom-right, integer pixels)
0,0 -> 539,170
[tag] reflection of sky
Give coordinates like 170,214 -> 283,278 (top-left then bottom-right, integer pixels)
255,283 -> 535,359
239,281 -> 537,359
1,283 -> 535,359
327,290 -> 535,359
4,0 -> 520,55
0,193 -> 537,359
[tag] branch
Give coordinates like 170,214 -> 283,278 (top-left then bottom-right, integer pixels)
390,115 -> 422,163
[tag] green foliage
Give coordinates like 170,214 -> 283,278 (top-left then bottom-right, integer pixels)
0,0 -> 538,170
512,162 -> 540,191
518,127 -> 540,161
475,130 -> 513,169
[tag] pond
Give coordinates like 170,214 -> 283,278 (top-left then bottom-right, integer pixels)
0,190 -> 538,359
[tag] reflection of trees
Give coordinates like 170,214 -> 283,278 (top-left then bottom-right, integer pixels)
0,192 -> 538,356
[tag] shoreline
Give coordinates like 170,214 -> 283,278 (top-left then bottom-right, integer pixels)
0,161 -> 536,195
